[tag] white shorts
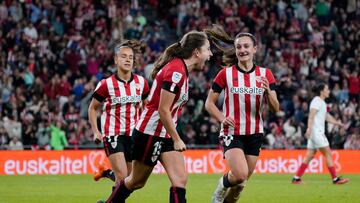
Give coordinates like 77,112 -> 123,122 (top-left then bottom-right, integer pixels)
307,134 -> 329,149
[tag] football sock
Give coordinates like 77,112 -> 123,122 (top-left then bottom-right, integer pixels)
328,166 -> 337,179
106,180 -> 132,203
223,172 -> 236,188
169,187 -> 186,203
295,163 -> 308,178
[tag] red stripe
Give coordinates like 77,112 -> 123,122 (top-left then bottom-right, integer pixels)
111,76 -> 121,135
154,117 -> 163,137
104,99 -> 111,136
125,82 -> 131,136
141,135 -> 153,162
172,187 -> 179,203
103,79 -> 111,136
138,109 -> 154,132
134,76 -> 141,123
244,73 -> 251,135
103,137 -> 109,156
255,66 -> 261,133
223,70 -> 230,135
232,66 -> 240,135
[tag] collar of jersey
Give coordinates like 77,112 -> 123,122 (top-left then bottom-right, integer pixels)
115,73 -> 134,84
234,63 -> 256,74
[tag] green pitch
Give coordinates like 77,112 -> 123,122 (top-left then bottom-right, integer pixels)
0,174 -> 359,203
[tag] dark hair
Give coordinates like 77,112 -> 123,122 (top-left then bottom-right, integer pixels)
113,39 -> 146,67
204,24 -> 257,66
151,31 -> 208,79
311,82 -> 327,96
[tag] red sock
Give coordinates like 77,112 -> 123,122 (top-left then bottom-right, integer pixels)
295,163 -> 308,177
328,166 -> 337,179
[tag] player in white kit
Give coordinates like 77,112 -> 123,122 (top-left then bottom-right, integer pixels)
292,83 -> 349,185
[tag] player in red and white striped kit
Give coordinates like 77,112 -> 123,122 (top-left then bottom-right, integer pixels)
106,31 -> 212,203
88,40 -> 149,200
205,26 -> 280,203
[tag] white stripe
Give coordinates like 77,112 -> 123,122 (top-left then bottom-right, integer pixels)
143,111 -> 161,135
238,71 -> 246,135
119,82 -> 128,135
129,79 -> 138,136
136,108 -> 148,130
223,68 -> 234,135
249,71 -> 257,134
107,78 -> 116,136
259,68 -> 267,133
147,79 -> 157,102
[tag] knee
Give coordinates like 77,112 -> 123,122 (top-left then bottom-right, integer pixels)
173,174 -> 188,188
231,171 -> 248,184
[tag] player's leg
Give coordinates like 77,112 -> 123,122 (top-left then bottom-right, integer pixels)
212,148 -> 248,203
105,130 -> 159,202
292,147 -> 317,184
318,146 -> 349,184
223,155 -> 257,203
107,152 -> 128,185
160,150 -> 187,203
223,134 -> 263,203
106,160 -> 154,203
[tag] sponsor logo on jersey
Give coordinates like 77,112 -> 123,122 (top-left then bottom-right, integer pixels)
111,95 -> 142,104
230,86 -> 264,95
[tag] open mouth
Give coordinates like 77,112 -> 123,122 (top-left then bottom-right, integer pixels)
239,52 -> 249,57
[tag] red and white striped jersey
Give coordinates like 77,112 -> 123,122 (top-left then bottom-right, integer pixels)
212,64 -> 276,136
136,58 -> 189,138
93,74 -> 150,137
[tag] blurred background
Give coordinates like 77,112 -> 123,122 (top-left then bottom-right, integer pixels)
0,0 -> 359,151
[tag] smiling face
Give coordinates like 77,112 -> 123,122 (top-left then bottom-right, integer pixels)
235,36 -> 257,63
114,47 -> 134,73
193,39 -> 213,71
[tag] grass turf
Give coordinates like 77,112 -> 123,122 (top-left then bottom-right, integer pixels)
0,174 -> 359,203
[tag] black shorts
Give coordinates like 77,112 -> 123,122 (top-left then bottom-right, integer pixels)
221,134 -> 264,156
132,129 -> 174,167
103,135 -> 133,162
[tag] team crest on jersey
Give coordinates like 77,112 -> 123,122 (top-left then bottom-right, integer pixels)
223,135 -> 234,147
111,141 -> 117,149
135,83 -> 141,91
171,72 -> 182,84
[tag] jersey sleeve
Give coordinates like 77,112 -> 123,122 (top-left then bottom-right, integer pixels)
211,68 -> 227,93
142,78 -> 150,100
93,79 -> 109,102
309,98 -> 320,111
162,64 -> 185,94
266,69 -> 277,91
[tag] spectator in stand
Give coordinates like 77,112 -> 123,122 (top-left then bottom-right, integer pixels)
50,120 -> 68,150
8,136 -> 23,150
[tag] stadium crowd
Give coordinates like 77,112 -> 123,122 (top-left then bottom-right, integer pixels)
0,0 -> 359,150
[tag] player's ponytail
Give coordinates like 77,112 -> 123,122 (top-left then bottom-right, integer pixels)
311,82 -> 326,96
204,24 -> 236,66
151,31 -> 208,79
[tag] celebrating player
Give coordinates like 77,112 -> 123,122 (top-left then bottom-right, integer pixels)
88,40 -> 149,200
105,30 -> 212,203
204,25 -> 280,203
